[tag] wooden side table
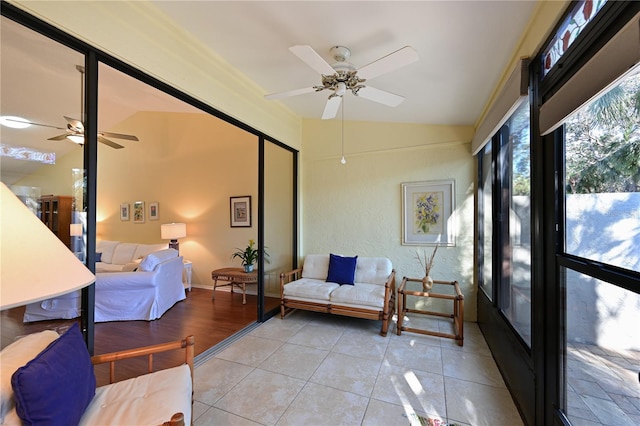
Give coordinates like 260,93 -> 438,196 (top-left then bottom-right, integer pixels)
211,267 -> 257,305
397,277 -> 464,346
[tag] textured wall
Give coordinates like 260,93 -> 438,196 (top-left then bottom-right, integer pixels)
301,119 -> 477,320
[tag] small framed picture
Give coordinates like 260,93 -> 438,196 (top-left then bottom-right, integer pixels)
149,202 -> 159,220
230,196 -> 251,227
120,203 -> 130,221
133,201 -> 145,223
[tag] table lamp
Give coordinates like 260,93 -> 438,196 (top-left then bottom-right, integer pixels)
161,222 -> 186,253
1,182 -> 95,311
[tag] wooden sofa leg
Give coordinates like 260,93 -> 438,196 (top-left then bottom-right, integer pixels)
162,412 -> 184,426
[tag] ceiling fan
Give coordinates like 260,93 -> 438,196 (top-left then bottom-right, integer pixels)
8,65 -> 139,149
265,45 -> 419,119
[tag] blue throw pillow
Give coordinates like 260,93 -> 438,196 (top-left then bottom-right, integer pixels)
326,254 -> 358,285
11,323 -> 96,425
95,252 -> 102,262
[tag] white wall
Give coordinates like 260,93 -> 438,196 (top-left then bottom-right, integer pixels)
301,119 -> 478,320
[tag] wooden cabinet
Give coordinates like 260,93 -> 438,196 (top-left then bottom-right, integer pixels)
39,195 -> 74,247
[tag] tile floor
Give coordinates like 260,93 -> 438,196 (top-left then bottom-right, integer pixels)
566,343 -> 640,426
192,311 -> 523,425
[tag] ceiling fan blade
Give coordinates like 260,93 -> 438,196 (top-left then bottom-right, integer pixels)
98,136 -> 124,149
100,131 -> 139,141
321,95 -> 342,120
4,118 -> 66,131
357,86 -> 405,107
47,133 -> 69,141
265,86 -> 317,100
357,46 -> 419,80
289,45 -> 336,76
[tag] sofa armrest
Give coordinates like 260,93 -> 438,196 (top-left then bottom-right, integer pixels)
280,267 -> 303,297
383,270 -> 396,311
91,335 -> 195,384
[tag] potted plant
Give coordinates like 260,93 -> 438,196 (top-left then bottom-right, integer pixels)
231,239 -> 269,272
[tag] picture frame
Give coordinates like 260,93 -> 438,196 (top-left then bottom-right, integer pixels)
120,203 -> 130,221
401,180 -> 455,246
149,202 -> 159,221
133,201 -> 145,223
230,196 -> 251,227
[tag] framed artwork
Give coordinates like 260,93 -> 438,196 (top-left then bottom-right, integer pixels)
401,180 -> 455,246
133,201 -> 145,223
149,202 -> 159,220
120,203 -> 130,221
230,196 -> 251,227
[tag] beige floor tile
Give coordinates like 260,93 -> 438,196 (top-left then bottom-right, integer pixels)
441,348 -> 505,388
258,342 -> 329,380
215,335 -> 283,367
310,352 -> 381,397
214,369 -> 305,426
277,382 -> 369,426
580,395 -> 636,425
384,338 -> 443,375
194,357 -> 254,405
249,316 -> 308,341
362,398 -> 432,426
332,328 -> 391,361
287,322 -> 344,350
195,406 -> 263,426
371,361 -> 446,419
445,377 -> 523,426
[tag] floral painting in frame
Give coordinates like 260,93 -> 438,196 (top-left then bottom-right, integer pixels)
401,180 -> 455,246
133,201 -> 145,223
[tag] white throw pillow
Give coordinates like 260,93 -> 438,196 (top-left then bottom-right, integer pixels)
301,254 -> 331,280
95,240 -> 120,264
111,243 -> 138,265
0,330 -> 59,423
138,249 -> 178,272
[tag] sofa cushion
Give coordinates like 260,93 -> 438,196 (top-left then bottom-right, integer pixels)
0,330 -> 59,423
301,254 -> 330,280
134,243 -> 168,261
11,323 -> 96,425
139,248 -> 179,272
354,257 -> 393,285
111,243 -> 138,265
79,364 -> 192,426
330,283 -> 386,308
96,240 -> 120,264
326,254 -> 358,285
283,278 -> 339,301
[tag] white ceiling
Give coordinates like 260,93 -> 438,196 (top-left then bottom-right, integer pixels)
151,0 -> 538,125
1,1 -> 538,184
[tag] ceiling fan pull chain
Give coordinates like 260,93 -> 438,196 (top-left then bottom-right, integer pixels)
340,98 -> 346,165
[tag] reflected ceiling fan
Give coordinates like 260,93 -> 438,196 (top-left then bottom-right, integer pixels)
12,65 -> 139,149
265,45 -> 419,119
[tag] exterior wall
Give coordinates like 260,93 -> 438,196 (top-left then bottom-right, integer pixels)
301,119 -> 477,320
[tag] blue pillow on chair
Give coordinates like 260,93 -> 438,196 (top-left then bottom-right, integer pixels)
11,323 -> 96,425
326,254 -> 358,285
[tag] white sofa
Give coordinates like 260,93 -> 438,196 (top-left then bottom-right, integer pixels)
95,240 -> 168,273
280,254 -> 396,336
1,326 -> 194,425
24,248 -> 186,323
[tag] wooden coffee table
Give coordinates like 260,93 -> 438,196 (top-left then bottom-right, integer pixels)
211,267 -> 257,305
397,277 -> 464,346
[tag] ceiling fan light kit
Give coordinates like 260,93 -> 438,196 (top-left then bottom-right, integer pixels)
265,44 -> 419,120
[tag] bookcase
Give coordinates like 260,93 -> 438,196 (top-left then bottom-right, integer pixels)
39,195 -> 74,247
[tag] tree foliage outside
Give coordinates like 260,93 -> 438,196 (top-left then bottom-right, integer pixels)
565,70 -> 640,194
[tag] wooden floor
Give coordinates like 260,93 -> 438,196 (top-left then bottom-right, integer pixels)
1,288 -> 281,386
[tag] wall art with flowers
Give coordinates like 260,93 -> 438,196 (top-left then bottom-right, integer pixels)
401,180 -> 455,246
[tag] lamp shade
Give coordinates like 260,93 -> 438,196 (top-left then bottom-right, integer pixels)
1,182 -> 95,310
161,223 -> 186,240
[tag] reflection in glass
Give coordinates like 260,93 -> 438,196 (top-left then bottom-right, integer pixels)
564,67 -> 640,273
480,142 -> 493,300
